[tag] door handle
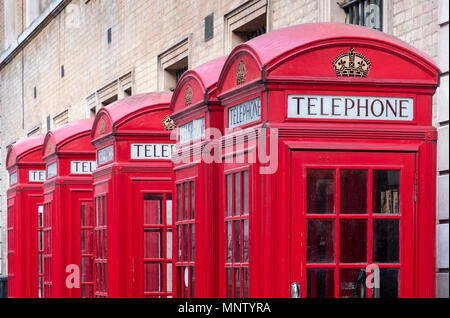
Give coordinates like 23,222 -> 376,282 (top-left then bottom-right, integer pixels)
291,282 -> 300,298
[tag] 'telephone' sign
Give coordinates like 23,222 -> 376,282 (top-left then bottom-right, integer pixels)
287,95 -> 414,121
131,143 -> 175,160
29,170 -> 46,182
70,161 -> 97,174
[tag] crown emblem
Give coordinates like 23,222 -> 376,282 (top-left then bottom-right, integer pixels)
333,48 -> 371,77
185,84 -> 193,106
162,115 -> 176,131
236,59 -> 246,85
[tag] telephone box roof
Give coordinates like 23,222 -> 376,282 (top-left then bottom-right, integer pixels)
6,135 -> 45,169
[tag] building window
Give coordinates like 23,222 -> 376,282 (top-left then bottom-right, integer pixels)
340,0 -> 383,31
224,0 -> 268,53
53,108 -> 69,128
86,71 -> 133,117
158,38 -> 190,91
225,170 -> 249,298
175,182 -> 195,297
27,125 -> 41,137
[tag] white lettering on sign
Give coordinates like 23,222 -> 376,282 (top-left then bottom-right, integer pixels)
10,172 -> 17,185
179,117 -> 205,144
29,170 -> 46,182
228,98 -> 261,128
47,162 -> 57,178
131,143 -> 176,160
287,95 -> 414,121
97,145 -> 114,165
70,161 -> 97,174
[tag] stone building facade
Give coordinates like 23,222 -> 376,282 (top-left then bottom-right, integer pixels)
0,0 -> 448,297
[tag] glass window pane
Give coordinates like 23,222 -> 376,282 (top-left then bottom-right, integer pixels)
144,229 -> 162,258
373,170 -> 400,214
226,221 -> 232,263
234,268 -> 240,298
38,205 -> 43,227
226,175 -> 232,217
340,219 -> 367,263
144,194 -> 162,225
102,196 -> 107,226
183,183 -> 188,220
307,219 -> 334,263
307,268 -> 334,298
166,195 -> 172,225
226,268 -> 233,297
307,169 -> 335,214
190,267 -> 195,298
242,267 -> 249,298
340,268 -> 366,298
234,173 -> 241,216
166,229 -> 172,259
177,185 -> 182,221
190,182 -> 195,219
177,226 -> 182,261
183,224 -> 189,261
243,171 -> 249,215
378,268 -> 399,298
234,220 -> 241,262
190,224 -> 195,262
242,219 -> 249,263
166,263 -> 173,293
340,170 -> 367,214
373,220 -> 399,263
144,263 -> 162,292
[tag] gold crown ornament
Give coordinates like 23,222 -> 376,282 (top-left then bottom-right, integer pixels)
333,48 -> 371,77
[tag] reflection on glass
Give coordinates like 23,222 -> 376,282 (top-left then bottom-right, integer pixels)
226,268 -> 233,297
234,268 -> 240,298
235,173 -> 241,216
226,221 -> 232,263
379,268 -> 399,298
144,229 -> 162,258
340,219 -> 367,263
234,221 -> 241,262
226,175 -> 232,217
307,268 -> 334,298
144,195 -> 162,225
340,268 -> 366,298
190,182 -> 195,219
373,170 -> 400,214
340,170 -> 367,214
242,267 -> 249,298
243,219 -> 249,263
144,263 -> 162,292
243,171 -> 249,215
166,195 -> 172,225
177,185 -> 182,220
166,230 -> 172,259
373,219 -> 399,263
307,219 -> 335,263
307,169 -> 335,214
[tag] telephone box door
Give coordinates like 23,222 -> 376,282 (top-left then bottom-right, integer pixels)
291,151 -> 415,298
132,180 -> 173,298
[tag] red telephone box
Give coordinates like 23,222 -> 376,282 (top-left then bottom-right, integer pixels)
90,92 -> 175,298
5,135 -> 46,298
215,23 -> 439,298
41,119 -> 96,298
170,57 -> 226,298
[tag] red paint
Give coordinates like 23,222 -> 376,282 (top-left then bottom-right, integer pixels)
41,119 -> 96,298
6,135 -> 46,298
214,23 -> 438,298
91,92 -> 175,298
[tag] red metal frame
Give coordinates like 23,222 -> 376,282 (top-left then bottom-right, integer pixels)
90,92 -> 175,298
170,57 -> 227,298
41,119 -> 96,298
215,23 -> 438,298
5,135 -> 46,298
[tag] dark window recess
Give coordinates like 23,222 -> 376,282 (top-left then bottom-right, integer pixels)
34,86 -> 37,98
246,26 -> 266,41
101,95 -> 118,107
340,0 -> 383,31
46,115 -> 51,131
204,13 -> 214,42
107,28 -> 112,44
61,65 -> 64,78
175,66 -> 188,84
124,87 -> 132,97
